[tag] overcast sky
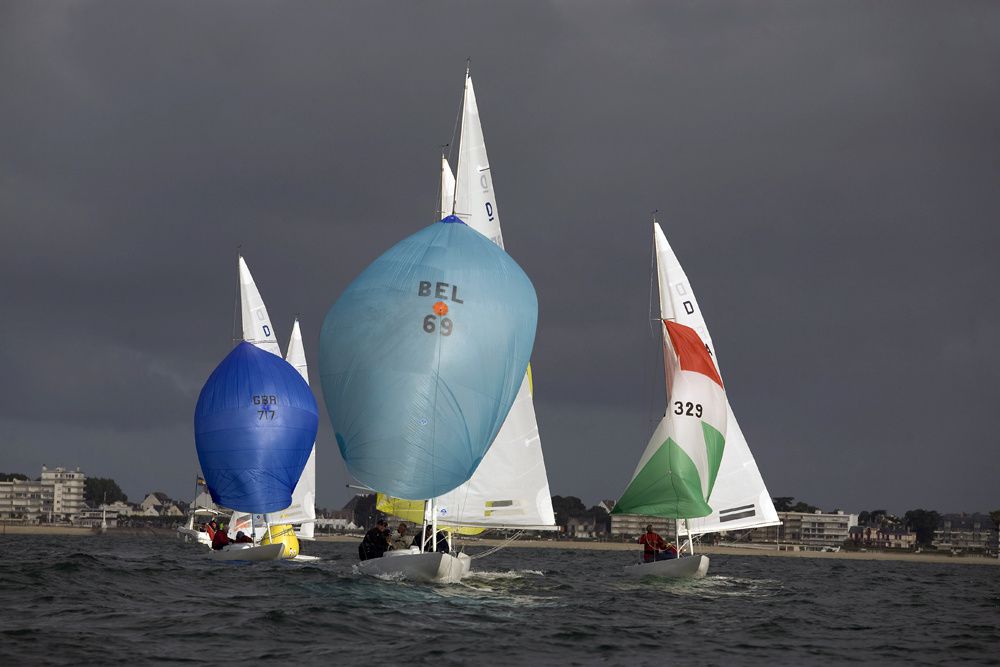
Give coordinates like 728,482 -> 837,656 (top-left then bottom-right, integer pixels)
2,1 -> 998,515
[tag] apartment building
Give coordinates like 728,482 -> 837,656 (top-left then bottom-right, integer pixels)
0,466 -> 86,523
933,514 -> 998,554
0,478 -> 53,522
609,513 -> 676,539
43,466 -> 87,517
755,510 -> 857,549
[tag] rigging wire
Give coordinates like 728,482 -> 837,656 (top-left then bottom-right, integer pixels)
468,530 -> 524,559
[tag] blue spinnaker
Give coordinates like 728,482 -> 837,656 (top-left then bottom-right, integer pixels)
319,216 -> 538,500
194,341 -> 319,514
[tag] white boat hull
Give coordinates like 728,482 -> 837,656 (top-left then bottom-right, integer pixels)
623,554 -> 709,579
357,549 -> 471,583
177,526 -> 212,548
207,543 -> 286,561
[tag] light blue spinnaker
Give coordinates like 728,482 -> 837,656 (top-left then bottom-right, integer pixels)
319,216 -> 538,500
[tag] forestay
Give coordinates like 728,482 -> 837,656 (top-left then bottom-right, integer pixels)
652,223 -> 779,535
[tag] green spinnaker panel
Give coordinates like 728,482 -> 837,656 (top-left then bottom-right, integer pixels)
612,437 -> 712,519
702,421 -> 726,501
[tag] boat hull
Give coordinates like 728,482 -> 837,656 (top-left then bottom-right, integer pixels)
623,554 -> 709,579
177,526 -> 212,548
357,550 -> 471,583
207,543 -> 286,561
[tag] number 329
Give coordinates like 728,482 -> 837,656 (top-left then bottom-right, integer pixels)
673,401 -> 703,418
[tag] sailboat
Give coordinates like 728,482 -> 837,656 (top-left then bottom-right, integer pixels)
319,211 -> 539,582
649,223 -> 779,541
227,318 -> 318,550
377,74 -> 557,539
612,221 -> 778,578
192,256 -> 320,561
176,477 -> 222,547
194,340 -> 319,561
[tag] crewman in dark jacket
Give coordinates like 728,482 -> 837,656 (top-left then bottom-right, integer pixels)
359,519 -> 390,560
412,525 -> 449,553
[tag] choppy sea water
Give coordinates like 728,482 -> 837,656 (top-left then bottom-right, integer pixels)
0,535 -> 997,665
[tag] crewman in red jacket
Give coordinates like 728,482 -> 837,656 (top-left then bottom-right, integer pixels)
639,524 -> 678,562
211,525 -> 231,550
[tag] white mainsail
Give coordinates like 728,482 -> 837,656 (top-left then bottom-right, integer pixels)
427,72 -> 555,530
653,223 -> 779,536
440,156 -> 456,219
453,73 -> 503,247
238,255 -> 282,356
270,318 -> 317,539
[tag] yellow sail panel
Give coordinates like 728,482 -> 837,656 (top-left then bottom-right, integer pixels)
376,493 -> 484,536
376,493 -> 424,523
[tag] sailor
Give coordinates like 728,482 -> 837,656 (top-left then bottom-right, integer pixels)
412,525 -> 449,553
638,524 -> 677,562
233,531 -> 253,544
358,519 -> 390,560
204,519 -> 218,540
211,524 -> 232,550
389,522 -> 410,550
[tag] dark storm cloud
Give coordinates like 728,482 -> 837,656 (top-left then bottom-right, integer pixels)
2,1 -> 998,514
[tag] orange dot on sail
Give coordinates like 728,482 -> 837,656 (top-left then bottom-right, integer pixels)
433,301 -> 449,316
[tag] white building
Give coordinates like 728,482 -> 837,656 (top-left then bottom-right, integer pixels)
0,478 -> 53,522
102,501 -> 134,516
610,514 -> 676,539
933,515 -> 998,554
755,511 -> 858,549
42,466 -> 86,518
0,466 -> 86,523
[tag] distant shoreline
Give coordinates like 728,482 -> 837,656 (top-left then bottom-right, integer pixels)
5,527 -> 995,566
0,525 -> 174,537
316,535 -> 1000,566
